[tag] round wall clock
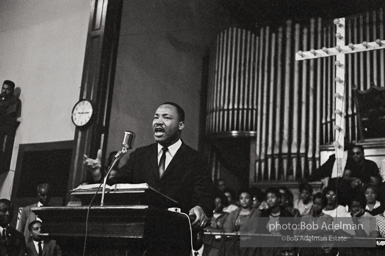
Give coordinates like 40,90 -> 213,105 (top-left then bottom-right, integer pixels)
71,99 -> 94,127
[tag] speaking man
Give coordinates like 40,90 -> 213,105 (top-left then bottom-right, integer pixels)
84,102 -> 214,226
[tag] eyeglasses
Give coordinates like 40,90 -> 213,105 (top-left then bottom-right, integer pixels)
326,194 -> 336,198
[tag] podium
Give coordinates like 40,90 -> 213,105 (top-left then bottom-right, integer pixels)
32,185 -> 192,256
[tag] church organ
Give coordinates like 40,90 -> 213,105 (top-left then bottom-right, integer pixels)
205,8 -> 385,184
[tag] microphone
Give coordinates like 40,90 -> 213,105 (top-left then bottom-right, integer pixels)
122,131 -> 135,150
102,131 -> 135,206
114,131 -> 135,158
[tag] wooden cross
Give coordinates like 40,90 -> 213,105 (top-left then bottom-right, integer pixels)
296,17 -> 385,177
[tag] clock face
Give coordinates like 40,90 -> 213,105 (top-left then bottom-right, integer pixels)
71,100 -> 93,127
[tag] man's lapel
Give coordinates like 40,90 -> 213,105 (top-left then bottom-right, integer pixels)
42,240 -> 50,256
161,143 -> 186,179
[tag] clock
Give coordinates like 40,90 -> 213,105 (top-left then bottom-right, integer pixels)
71,99 -> 94,127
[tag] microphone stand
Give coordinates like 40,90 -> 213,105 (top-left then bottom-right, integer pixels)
100,148 -> 127,206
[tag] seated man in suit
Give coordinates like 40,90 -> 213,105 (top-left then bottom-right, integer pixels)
17,183 -> 51,243
0,198 -> 26,256
26,220 -> 61,256
192,228 -> 220,256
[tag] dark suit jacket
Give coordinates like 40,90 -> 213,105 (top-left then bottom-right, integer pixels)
26,239 -> 62,256
118,143 -> 214,216
0,226 -> 26,256
17,203 -> 38,244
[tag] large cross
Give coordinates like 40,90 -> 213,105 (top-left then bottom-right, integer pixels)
296,17 -> 385,176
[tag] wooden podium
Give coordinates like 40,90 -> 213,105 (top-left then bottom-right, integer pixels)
32,185 -> 192,256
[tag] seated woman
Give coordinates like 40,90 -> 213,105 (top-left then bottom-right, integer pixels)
322,186 -> 355,237
294,182 -> 313,216
223,190 -> 260,256
364,184 -> 385,216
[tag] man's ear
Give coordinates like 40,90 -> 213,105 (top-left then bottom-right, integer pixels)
179,121 -> 185,131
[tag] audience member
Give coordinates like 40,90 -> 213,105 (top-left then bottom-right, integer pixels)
364,184 -> 384,216
348,144 -> 381,185
328,169 -> 359,207
223,188 -> 238,213
207,194 -> 229,231
0,80 -> 22,174
258,188 -> 294,256
223,190 -> 260,256
18,183 -> 51,243
278,186 -> 300,217
215,179 -> 226,194
26,220 -> 62,256
294,182 -> 313,216
0,199 -> 26,256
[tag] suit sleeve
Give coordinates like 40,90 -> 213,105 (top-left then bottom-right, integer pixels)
191,155 -> 214,217
115,150 -> 136,183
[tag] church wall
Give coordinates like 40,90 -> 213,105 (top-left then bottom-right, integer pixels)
107,0 -> 230,162
0,0 -> 90,198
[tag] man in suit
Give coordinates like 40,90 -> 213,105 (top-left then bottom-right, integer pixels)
85,102 -> 214,226
85,102 -> 214,255
191,228 -> 221,256
26,220 -> 61,256
17,183 -> 51,243
0,198 -> 26,256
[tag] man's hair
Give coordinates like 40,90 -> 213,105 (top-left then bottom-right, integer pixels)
0,198 -> 11,207
349,143 -> 364,153
161,102 -> 185,122
3,80 -> 15,90
37,183 -> 50,193
28,220 -> 42,232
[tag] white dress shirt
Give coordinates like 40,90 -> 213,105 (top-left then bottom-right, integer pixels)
157,139 -> 182,170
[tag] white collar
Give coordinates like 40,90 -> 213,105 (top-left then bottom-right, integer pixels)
0,225 -> 7,234
37,202 -> 43,207
157,139 -> 182,157
192,244 -> 204,256
366,200 -> 381,210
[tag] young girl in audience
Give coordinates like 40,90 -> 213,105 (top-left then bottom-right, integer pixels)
294,183 -> 313,216
279,186 -> 300,217
364,184 -> 385,216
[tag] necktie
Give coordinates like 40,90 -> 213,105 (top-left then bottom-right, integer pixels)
38,241 -> 43,256
159,147 -> 168,178
194,252 -> 199,256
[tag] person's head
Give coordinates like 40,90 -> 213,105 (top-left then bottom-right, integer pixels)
265,187 -> 282,209
37,183 -> 50,206
1,80 -> 15,98
299,183 -> 313,204
351,177 -> 363,189
28,220 -> 43,241
364,185 -> 378,204
350,194 -> 366,216
238,190 -> 252,209
280,247 -> 298,256
214,193 -> 228,212
0,199 -> 13,227
369,175 -> 382,187
312,192 -> 324,215
278,186 -> 293,207
152,102 -> 185,147
350,144 -> 365,164
223,188 -> 236,205
321,243 -> 338,256
322,186 -> 337,207
216,179 -> 225,192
